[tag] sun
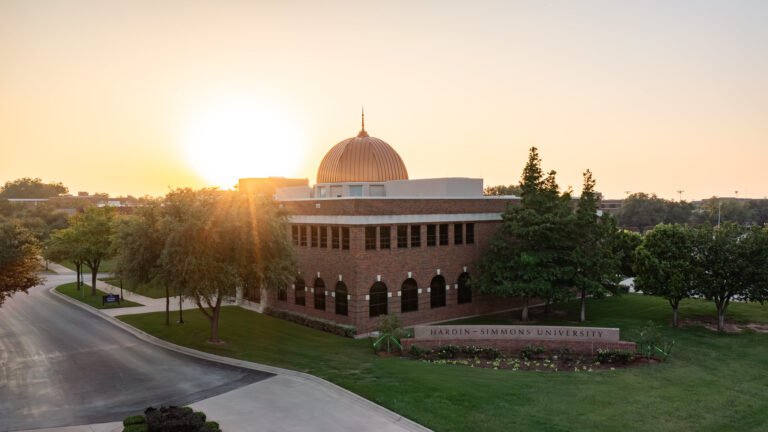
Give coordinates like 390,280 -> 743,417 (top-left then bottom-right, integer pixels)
182,102 -> 306,188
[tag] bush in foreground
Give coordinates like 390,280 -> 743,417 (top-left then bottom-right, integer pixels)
122,406 -> 221,432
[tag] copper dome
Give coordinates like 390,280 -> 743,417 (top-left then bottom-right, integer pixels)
316,124 -> 409,184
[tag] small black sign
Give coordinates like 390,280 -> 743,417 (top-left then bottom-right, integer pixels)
102,294 -> 121,305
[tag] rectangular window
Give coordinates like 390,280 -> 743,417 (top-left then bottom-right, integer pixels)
380,226 -> 391,249
349,185 -> 363,197
427,224 -> 436,247
311,226 -> 318,247
320,226 -> 328,248
454,223 -> 463,245
369,185 -> 385,197
331,226 -> 340,249
411,225 -> 421,247
318,187 -> 327,198
365,226 -> 377,250
299,225 -> 307,247
291,225 -> 299,245
330,185 -> 342,197
439,224 -> 449,246
342,227 -> 350,250
397,226 -> 408,248
466,223 -> 475,244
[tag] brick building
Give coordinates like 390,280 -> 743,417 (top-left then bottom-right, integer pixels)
246,117 -> 522,333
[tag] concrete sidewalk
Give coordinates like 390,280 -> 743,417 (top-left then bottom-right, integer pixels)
32,268 -> 430,432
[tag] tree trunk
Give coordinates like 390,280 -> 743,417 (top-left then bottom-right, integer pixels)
90,265 -> 98,296
209,293 -> 223,343
521,296 -> 529,322
165,286 -> 170,326
544,299 -> 550,315
717,303 -> 728,332
579,289 -> 586,322
75,263 -> 81,290
672,306 -> 679,328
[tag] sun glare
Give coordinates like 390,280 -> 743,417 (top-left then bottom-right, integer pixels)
183,102 -> 306,188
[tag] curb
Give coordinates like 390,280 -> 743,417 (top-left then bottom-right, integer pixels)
49,286 -> 432,432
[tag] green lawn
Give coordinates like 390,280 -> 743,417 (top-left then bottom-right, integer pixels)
118,295 -> 768,432
56,282 -> 143,309
99,277 -> 168,299
58,257 -> 117,274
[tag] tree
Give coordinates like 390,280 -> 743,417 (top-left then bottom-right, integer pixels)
570,170 -> 620,322
45,226 -> 87,290
69,207 -> 115,296
113,200 -> 167,321
0,177 -> 68,198
694,223 -> 768,332
611,228 -> 642,278
0,221 -> 42,307
484,184 -> 522,196
634,224 -> 698,327
616,193 -> 685,232
479,148 -> 573,321
157,189 -> 295,343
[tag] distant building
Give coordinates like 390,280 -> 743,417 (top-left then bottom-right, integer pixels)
242,116 -> 523,333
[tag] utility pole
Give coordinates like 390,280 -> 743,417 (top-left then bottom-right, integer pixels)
676,190 -> 684,202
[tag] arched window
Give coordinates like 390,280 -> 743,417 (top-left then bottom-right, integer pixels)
369,282 -> 388,317
335,281 -> 348,316
457,272 -> 472,304
295,278 -> 306,306
277,286 -> 287,302
401,278 -> 418,312
430,275 -> 446,308
314,278 -> 326,311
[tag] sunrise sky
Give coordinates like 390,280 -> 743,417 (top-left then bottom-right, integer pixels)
1,0 -> 767,200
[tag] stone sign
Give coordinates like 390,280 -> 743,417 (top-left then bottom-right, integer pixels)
413,325 -> 620,343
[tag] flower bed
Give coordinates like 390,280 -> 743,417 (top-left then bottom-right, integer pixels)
409,344 -> 651,372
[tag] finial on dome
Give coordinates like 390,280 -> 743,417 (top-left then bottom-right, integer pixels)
357,106 -> 369,137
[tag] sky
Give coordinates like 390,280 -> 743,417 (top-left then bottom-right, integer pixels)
1,0 -> 767,200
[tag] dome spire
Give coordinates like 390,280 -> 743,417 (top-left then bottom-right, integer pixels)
357,106 -> 369,137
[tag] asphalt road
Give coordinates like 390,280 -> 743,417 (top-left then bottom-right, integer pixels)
0,274 -> 272,432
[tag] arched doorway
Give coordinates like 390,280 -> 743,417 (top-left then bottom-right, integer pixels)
314,278 -> 326,311
430,275 -> 446,308
457,272 -> 472,304
401,278 -> 418,312
369,282 -> 388,317
335,281 -> 348,316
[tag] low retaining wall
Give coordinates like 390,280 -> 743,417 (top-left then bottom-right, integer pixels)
402,338 -> 636,355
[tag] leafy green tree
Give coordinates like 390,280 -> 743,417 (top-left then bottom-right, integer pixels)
0,221 -> 42,307
479,147 -> 572,321
695,197 -> 754,226
611,228 -> 642,278
571,170 -> 620,322
70,207 -> 115,295
157,189 -> 295,343
113,200 -> 167,321
694,223 -> 768,332
634,224 -> 698,327
484,184 -> 522,196
616,193 -> 682,232
0,177 -> 68,198
45,226 -> 87,289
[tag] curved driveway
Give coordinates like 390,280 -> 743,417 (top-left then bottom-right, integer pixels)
0,274 -> 270,432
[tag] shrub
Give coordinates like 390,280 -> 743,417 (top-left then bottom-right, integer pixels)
202,421 -> 221,432
557,347 -> 574,362
263,308 -> 356,337
144,406 -> 205,432
459,345 -> 501,359
437,344 -> 460,359
596,349 -> 634,364
409,345 -> 428,359
122,425 -> 148,432
635,321 -> 675,361
124,415 -> 146,426
520,345 -> 545,360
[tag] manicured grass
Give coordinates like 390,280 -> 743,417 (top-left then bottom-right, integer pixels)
119,295 -> 768,432
56,282 -> 143,309
100,277 -> 168,299
58,257 -> 117,274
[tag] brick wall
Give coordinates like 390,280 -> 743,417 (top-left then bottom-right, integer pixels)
261,197 -> 527,333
